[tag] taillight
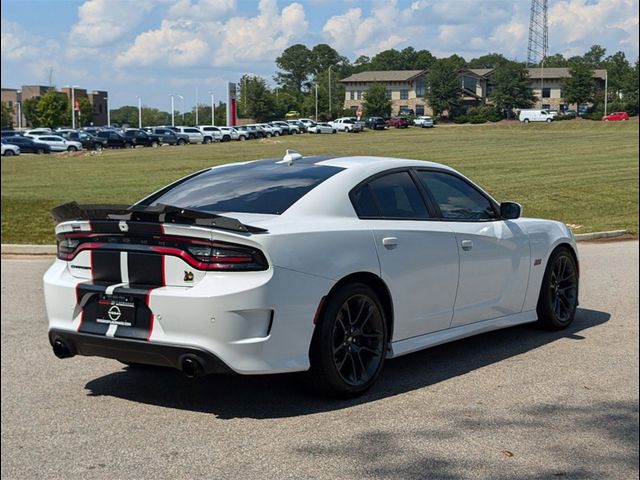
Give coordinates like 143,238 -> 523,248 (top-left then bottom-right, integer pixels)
57,231 -> 268,272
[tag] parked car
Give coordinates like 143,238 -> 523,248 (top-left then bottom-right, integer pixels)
287,120 -> 307,133
1,138 -> 20,156
519,109 -> 554,123
3,136 -> 51,154
602,111 -> 629,121
365,117 -> 386,130
331,117 -> 363,132
96,130 -> 134,148
256,124 -> 277,137
1,129 -> 23,137
308,122 -> 337,134
46,152 -> 579,397
218,127 -> 242,142
83,127 -> 103,136
298,118 -> 317,130
26,134 -> 83,152
270,121 -> 291,135
559,109 -> 577,119
197,126 -> 223,142
144,127 -> 188,145
123,129 -> 163,148
414,116 -> 434,128
244,125 -> 266,138
170,126 -> 206,144
386,117 -> 410,128
25,128 -> 53,136
60,131 -> 108,151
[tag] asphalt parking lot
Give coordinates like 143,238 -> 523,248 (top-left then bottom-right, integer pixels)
1,241 -> 638,480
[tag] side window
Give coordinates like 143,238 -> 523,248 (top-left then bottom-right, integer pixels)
417,171 -> 496,221
353,171 -> 430,219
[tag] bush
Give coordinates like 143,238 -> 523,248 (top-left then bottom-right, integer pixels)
453,115 -> 469,124
469,117 -> 487,124
465,106 -> 502,123
585,111 -> 604,121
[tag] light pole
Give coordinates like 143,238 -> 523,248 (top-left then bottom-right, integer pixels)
16,89 -> 22,130
169,94 -> 175,126
106,96 -> 110,126
328,65 -> 333,119
137,96 -> 142,128
65,85 -> 80,129
315,83 -> 318,122
178,95 -> 185,124
604,70 -> 608,116
209,92 -> 215,126
195,86 -> 199,125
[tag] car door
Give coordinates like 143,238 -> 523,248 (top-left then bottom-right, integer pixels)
415,170 -> 530,327
351,170 -> 459,341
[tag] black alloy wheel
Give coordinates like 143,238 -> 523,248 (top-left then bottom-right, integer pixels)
4,149 -> 14,156
537,248 -> 578,329
310,283 -> 387,397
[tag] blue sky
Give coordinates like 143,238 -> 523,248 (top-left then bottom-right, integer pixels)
2,0 -> 638,110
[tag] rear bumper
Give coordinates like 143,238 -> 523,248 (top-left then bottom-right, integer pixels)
49,328 -> 232,374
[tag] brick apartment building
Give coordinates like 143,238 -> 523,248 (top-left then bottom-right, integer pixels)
1,85 -> 109,128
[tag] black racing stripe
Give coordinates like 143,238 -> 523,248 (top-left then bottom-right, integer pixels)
112,285 -> 155,341
128,252 -> 164,286
92,250 -> 121,283
76,282 -> 111,336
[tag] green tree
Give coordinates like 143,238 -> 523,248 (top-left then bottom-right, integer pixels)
369,49 -> 405,70
310,44 -> 349,78
562,61 -> 597,108
583,44 -> 607,67
620,58 -> 639,114
544,53 -> 568,67
22,98 -> 40,127
36,90 -> 69,128
275,44 -> 313,94
75,96 -> 93,127
273,90 -> 299,118
489,61 -> 535,112
468,53 -> 510,69
362,82 -> 392,117
603,51 -> 632,97
238,75 -> 276,122
351,55 -> 371,73
426,58 -> 462,117
1,101 -> 14,128
109,106 -> 139,126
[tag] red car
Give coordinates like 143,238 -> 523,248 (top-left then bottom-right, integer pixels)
385,117 -> 409,128
602,111 -> 629,121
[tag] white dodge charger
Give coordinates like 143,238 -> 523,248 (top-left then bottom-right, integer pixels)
44,151 -> 579,396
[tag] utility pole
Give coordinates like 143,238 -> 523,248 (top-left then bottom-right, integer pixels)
328,65 -> 333,119
604,71 -> 608,116
178,95 -> 185,124
315,83 -> 318,122
209,92 -> 215,126
106,96 -> 110,126
169,94 -> 175,126
137,96 -> 142,128
195,86 -> 199,125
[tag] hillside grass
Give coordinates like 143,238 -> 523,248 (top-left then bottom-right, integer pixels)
1,119 -> 638,244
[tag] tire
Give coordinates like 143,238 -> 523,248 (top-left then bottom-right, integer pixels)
94,143 -> 103,152
524,119 -> 530,123
546,118 -> 552,123
239,136 -> 246,141
223,135 -> 230,142
177,139 -> 186,145
316,130 -> 321,134
36,148 -> 45,155
309,283 -> 388,397
124,142 -> 133,149
332,130 -> 337,134
536,247 -> 579,330
4,150 -> 14,156
604,119 -> 609,122
274,131 -> 280,137
150,141 -> 159,148
67,146 -> 78,152
203,137 -> 212,144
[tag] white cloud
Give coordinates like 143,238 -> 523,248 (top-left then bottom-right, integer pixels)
167,0 -> 236,20
322,1 -> 407,56
1,19 -> 59,61
549,0 -> 639,56
115,19 -> 214,67
67,0 -> 155,57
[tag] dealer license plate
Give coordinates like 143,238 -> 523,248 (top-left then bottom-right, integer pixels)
96,294 -> 136,327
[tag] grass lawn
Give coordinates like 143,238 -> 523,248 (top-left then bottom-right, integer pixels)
1,119 -> 638,244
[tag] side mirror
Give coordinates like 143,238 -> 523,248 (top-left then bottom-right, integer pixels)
500,202 -> 522,220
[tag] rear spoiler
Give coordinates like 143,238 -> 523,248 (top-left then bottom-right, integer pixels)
51,202 -> 268,234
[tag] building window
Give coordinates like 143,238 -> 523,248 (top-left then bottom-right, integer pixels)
416,105 -> 425,116
99,104 -> 103,113
542,104 -> 551,110
400,89 -> 409,100
463,76 -> 476,92
415,79 -> 425,97
350,91 -> 355,100
385,90 -> 392,99
542,87 -> 551,98
399,105 -> 410,115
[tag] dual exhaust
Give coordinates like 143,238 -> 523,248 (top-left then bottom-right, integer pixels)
51,337 -> 205,378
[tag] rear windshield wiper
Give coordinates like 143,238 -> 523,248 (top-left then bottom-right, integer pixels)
51,202 -> 268,234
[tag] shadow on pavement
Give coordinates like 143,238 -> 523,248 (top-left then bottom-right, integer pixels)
85,308 -> 610,419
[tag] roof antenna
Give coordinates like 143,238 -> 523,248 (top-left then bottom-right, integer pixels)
280,149 -> 303,165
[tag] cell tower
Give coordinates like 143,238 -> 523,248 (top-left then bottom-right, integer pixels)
526,0 -> 548,66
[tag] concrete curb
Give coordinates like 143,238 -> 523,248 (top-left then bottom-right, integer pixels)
0,230 -> 631,256
573,230 -> 629,241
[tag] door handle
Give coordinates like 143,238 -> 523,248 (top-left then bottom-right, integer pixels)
382,237 -> 398,249
461,240 -> 473,251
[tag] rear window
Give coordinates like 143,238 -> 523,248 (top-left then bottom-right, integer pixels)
143,161 -> 344,215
